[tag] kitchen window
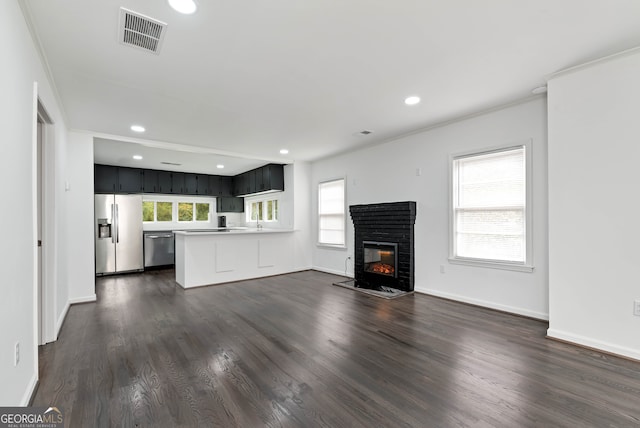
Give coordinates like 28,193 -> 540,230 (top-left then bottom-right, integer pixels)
142,201 -> 174,222
178,202 -> 210,222
450,144 -> 533,271
246,199 -> 279,222
318,178 -> 345,247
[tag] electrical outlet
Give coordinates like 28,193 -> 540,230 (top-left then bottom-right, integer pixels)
439,264 -> 445,274
634,300 -> 640,316
14,342 -> 19,366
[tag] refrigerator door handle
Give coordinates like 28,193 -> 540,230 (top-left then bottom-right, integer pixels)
115,204 -> 120,243
111,204 -> 116,244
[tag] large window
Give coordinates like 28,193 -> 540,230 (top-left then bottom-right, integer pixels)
450,145 -> 532,271
318,178 -> 345,247
143,199 -> 210,223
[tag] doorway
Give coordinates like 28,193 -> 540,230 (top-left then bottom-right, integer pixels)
36,98 -> 55,346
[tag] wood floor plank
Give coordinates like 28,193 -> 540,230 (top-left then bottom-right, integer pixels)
34,269 -> 640,427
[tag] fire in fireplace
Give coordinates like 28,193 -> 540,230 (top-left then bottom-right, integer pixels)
363,241 -> 398,278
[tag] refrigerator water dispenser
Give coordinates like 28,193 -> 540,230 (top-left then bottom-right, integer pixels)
97,219 -> 112,239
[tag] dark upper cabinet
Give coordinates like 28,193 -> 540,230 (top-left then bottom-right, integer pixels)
218,176 -> 233,196
171,172 -> 185,194
157,171 -> 172,194
143,169 -> 159,193
266,164 -> 285,191
208,175 -> 220,196
246,170 -> 256,194
118,167 -> 143,193
232,164 -> 284,195
94,164 -> 118,193
216,197 -> 244,213
96,164 -> 284,196
196,174 -> 209,195
184,173 -> 198,195
232,174 -> 244,196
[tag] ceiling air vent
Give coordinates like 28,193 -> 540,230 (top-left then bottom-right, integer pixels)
119,8 -> 167,54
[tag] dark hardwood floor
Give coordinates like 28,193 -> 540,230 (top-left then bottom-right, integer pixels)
34,270 -> 640,427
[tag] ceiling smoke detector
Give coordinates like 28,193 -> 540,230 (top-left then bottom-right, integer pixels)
119,8 -> 167,54
358,130 -> 373,136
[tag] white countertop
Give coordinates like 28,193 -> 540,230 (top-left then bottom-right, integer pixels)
173,228 -> 295,236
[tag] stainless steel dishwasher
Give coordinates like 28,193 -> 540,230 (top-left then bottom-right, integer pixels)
144,231 -> 175,268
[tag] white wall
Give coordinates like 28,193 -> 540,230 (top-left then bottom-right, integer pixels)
311,97 -> 549,319
0,0 -> 70,405
65,133 -> 95,306
547,49 -> 640,360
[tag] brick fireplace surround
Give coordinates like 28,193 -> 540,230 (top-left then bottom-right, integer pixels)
349,201 -> 417,292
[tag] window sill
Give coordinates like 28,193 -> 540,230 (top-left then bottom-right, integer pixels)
317,243 -> 347,250
448,257 -> 534,273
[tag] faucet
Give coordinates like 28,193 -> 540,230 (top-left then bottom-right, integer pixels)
256,218 -> 263,230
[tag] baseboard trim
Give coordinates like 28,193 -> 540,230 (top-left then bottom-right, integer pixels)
55,295 -> 96,339
55,301 -> 70,339
547,328 -> 640,362
417,287 -> 549,321
21,373 -> 39,406
69,294 -> 97,305
312,266 -> 353,278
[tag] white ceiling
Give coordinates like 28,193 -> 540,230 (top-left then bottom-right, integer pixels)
23,0 -> 640,170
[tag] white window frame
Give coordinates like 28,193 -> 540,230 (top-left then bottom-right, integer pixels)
142,200 -> 174,223
245,197 -> 280,223
317,177 -> 346,248
177,201 -> 211,223
448,141 -> 533,272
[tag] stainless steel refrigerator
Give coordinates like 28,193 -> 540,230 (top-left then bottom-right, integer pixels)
95,194 -> 143,275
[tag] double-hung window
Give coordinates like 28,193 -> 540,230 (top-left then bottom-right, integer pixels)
318,178 -> 345,247
450,144 -> 532,271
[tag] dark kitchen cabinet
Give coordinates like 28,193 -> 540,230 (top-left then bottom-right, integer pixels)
219,176 -> 233,196
266,164 -> 284,191
232,173 -> 244,196
216,197 -> 244,213
171,172 -> 185,194
184,173 -> 198,195
143,169 -> 159,193
157,171 -> 172,193
211,175 -> 233,196
256,164 -> 285,193
117,167 -> 143,193
246,170 -> 256,194
208,175 -> 220,196
94,164 -> 118,193
196,174 -> 209,195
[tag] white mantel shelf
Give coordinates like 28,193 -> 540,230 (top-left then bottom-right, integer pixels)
174,229 -> 298,288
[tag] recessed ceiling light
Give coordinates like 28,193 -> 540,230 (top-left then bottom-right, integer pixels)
217,164 -> 224,169
404,96 -> 421,106
280,149 -> 289,155
168,0 -> 197,14
130,125 -> 145,133
531,85 -> 548,95
133,155 -> 143,160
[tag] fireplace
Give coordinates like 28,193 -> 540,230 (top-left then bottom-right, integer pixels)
364,241 -> 397,277
350,201 -> 416,292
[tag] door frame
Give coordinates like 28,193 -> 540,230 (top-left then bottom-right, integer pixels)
33,84 -> 57,348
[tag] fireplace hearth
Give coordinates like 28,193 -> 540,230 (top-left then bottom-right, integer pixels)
350,202 -> 417,292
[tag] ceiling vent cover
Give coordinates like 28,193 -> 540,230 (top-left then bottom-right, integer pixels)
119,8 -> 167,54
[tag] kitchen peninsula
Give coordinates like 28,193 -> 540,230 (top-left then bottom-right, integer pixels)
174,228 -> 297,288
